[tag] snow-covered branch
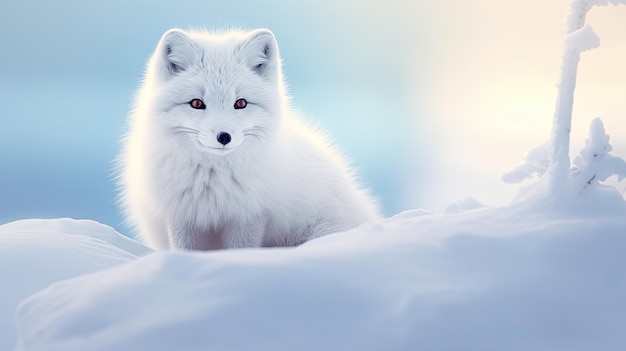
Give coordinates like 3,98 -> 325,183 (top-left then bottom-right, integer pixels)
501,143 -> 550,184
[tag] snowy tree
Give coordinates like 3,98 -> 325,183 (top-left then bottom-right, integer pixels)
504,0 -> 626,200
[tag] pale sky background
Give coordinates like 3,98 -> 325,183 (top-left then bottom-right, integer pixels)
1,0 -> 625,235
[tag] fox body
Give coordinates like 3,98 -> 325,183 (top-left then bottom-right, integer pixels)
118,28 -> 379,250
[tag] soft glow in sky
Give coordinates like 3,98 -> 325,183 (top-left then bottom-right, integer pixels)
1,0 -> 625,234
421,1 -> 626,208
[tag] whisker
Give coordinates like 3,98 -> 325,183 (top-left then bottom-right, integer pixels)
170,126 -> 200,136
242,126 -> 269,142
243,127 -> 268,135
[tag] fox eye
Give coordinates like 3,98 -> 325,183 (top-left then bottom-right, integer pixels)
189,99 -> 206,110
234,98 -> 247,110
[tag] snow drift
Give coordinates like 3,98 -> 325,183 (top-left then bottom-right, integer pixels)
5,202 -> 626,351
0,219 -> 153,351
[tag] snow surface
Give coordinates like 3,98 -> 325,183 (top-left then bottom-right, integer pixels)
1,194 -> 625,351
0,219 -> 153,351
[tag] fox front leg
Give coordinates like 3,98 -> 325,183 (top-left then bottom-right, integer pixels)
168,217 -> 266,250
221,217 -> 267,249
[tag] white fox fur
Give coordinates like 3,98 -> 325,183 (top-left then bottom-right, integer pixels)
118,28 -> 379,250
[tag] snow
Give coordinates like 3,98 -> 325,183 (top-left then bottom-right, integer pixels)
546,0 -> 626,198
3,200 -> 626,351
564,25 -> 600,52
0,219 -> 153,351
505,116 -> 626,203
548,0 -> 593,196
507,0 -> 626,203
572,118 -> 626,190
443,196 -> 485,214
501,142 -> 551,183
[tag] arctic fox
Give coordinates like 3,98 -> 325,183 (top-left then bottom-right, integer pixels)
118,28 -> 379,250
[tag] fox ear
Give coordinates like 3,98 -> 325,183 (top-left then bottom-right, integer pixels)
238,29 -> 279,80
157,29 -> 198,79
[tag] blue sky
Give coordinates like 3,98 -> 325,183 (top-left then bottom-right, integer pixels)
2,0 -> 626,236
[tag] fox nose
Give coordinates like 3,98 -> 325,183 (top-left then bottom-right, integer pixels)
216,132 -> 231,146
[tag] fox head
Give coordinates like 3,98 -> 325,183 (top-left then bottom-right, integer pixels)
140,28 -> 285,156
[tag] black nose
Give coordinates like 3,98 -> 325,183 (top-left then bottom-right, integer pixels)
216,132 -> 231,146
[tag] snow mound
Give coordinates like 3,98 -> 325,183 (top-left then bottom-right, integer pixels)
0,218 -> 152,256
443,196 -> 485,214
0,218 -> 152,351
12,207 -> 626,351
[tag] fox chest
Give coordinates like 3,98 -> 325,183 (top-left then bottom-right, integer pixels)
162,164 -> 264,221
